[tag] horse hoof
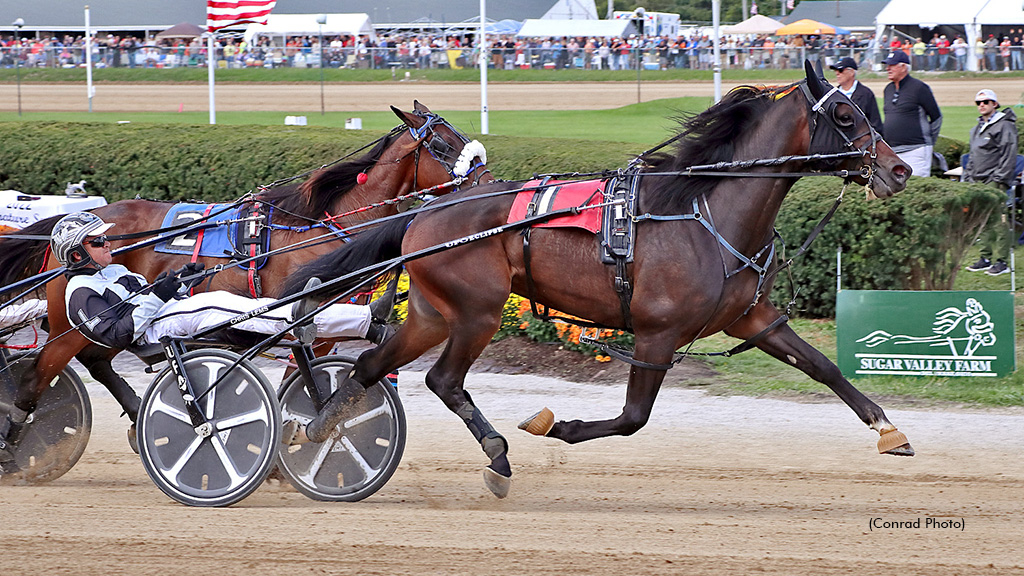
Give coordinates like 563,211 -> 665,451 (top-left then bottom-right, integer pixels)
517,408 -> 554,436
877,428 -> 914,456
483,467 -> 511,499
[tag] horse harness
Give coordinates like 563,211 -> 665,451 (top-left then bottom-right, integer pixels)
521,79 -> 884,371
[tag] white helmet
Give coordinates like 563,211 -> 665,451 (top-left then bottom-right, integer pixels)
51,212 -> 114,270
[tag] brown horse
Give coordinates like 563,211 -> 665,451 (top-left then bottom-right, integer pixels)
0,102 -> 490,448
282,63 -> 913,499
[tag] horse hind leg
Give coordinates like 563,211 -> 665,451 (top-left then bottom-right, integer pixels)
303,289 -> 450,443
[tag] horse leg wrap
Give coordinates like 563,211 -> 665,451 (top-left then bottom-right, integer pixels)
456,400 -> 508,461
2,407 -> 29,444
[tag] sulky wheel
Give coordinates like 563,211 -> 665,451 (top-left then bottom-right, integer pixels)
136,349 -> 280,507
277,355 -> 406,502
0,361 -> 91,484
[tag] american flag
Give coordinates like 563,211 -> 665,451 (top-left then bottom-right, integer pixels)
207,0 -> 277,32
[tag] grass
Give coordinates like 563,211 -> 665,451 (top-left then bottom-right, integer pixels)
0,99 -> 991,146
684,243 -> 1024,408
0,98 -> 709,144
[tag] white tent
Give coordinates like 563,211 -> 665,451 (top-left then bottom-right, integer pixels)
244,13 -> 376,45
541,0 -> 598,20
517,18 -> 638,38
721,14 -> 783,35
875,0 -> 1024,71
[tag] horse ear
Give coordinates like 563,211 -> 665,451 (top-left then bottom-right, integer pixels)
392,105 -> 426,130
804,60 -> 825,100
413,100 -> 430,113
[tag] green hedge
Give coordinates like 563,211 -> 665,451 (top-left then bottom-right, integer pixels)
772,177 -> 1003,318
2,122 -> 1003,321
0,122 -> 639,202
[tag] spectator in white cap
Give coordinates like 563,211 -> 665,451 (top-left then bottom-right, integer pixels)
881,50 -> 942,177
829,56 -> 883,136
964,89 -> 1019,276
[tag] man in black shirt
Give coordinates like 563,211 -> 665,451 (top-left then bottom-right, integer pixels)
829,56 -> 883,136
881,50 -> 942,177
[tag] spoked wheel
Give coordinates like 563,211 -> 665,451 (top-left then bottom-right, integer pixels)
0,363 -> 91,483
277,355 -> 406,502
136,349 -> 280,507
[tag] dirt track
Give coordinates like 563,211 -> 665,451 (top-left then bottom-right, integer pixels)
3,77 -> 1024,112
3,78 -> 1024,573
2,362 -> 1023,575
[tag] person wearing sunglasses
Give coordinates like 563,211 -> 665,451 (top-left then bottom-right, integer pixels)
964,89 -> 1019,276
829,56 -> 883,136
49,211 -> 394,352
881,50 -> 942,178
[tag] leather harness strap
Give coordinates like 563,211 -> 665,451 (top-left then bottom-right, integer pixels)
188,204 -> 215,296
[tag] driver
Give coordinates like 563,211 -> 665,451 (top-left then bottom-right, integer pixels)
51,211 -> 393,351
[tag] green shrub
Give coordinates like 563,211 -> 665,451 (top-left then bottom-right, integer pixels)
772,177 -> 1003,318
0,122 -> 639,202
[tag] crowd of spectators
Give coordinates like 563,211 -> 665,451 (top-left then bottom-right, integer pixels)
3,29 -> 1024,72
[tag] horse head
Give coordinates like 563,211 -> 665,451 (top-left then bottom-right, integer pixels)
391,101 -> 491,190
802,61 -> 910,198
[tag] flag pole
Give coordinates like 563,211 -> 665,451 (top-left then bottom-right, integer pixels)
479,0 -> 488,135
85,5 -> 94,112
207,32 -> 216,124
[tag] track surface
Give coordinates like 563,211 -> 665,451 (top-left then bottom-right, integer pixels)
2,361 -> 1023,575
3,78 -> 1024,574
2,78 -> 1023,112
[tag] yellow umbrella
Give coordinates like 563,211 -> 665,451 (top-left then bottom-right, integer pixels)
775,19 -> 836,35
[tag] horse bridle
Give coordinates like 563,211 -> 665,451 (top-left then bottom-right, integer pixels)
800,81 -> 884,187
407,111 -> 489,191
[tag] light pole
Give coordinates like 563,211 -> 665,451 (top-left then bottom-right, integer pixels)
316,14 -> 326,116
13,18 -> 24,117
632,8 -> 645,104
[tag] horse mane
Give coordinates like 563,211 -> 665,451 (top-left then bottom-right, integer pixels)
257,129 -> 402,222
641,83 -> 800,214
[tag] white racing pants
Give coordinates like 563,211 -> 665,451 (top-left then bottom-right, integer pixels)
896,145 -> 933,178
0,299 -> 48,332
142,291 -> 370,344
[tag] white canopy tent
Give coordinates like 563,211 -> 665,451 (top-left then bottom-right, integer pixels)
244,13 -> 376,45
516,18 -> 638,38
875,0 -> 1024,71
721,14 -> 783,35
541,0 -> 599,20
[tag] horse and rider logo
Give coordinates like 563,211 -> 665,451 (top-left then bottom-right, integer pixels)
837,291 -> 1015,378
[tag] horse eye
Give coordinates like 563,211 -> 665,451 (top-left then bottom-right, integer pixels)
833,109 -> 855,128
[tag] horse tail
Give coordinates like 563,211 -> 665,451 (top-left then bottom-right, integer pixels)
279,214 -> 414,298
0,214 -> 62,295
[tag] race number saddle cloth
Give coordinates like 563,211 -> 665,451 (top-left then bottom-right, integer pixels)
154,202 -> 271,269
507,179 -> 604,233
507,176 -> 639,264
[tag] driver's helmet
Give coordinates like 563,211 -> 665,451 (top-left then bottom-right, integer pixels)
51,212 -> 114,270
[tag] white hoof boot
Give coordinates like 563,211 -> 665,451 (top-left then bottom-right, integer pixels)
483,467 -> 511,499
281,420 -> 311,445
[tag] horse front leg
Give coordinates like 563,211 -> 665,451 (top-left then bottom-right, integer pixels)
520,331 -> 673,445
726,302 -> 914,456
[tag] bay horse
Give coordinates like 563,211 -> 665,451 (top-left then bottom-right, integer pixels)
282,63 -> 913,499
0,102 -> 490,452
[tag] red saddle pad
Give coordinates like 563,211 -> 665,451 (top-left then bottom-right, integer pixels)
507,179 -> 605,233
